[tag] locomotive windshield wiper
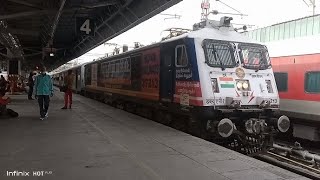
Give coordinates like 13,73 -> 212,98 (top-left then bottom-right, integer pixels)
212,45 -> 225,71
255,60 -> 262,72
255,50 -> 267,72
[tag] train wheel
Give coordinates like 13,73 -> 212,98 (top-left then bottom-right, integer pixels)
154,111 -> 171,125
187,117 -> 201,137
118,103 -> 125,110
170,115 -> 187,131
162,113 -> 172,125
125,103 -> 135,113
154,111 -> 163,123
143,107 -> 153,119
199,119 -> 211,140
103,97 -> 108,104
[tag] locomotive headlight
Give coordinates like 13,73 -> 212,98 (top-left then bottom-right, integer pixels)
242,81 -> 249,89
236,81 -> 243,89
236,80 -> 250,91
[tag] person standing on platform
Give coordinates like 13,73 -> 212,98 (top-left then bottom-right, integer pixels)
34,65 -> 53,120
0,75 -> 8,95
28,72 -> 35,100
0,91 -> 18,118
61,70 -> 74,109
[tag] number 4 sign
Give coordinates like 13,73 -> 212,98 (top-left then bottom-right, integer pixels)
80,19 -> 91,34
76,17 -> 95,36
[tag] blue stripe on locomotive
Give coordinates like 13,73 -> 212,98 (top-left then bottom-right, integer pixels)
175,38 -> 200,82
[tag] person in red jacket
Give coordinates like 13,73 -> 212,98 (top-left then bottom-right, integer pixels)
0,91 -> 18,118
61,70 -> 74,109
0,93 -> 11,105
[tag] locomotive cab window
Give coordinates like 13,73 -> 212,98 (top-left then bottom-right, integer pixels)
274,72 -> 288,92
202,40 -> 236,68
175,45 -> 188,67
239,43 -> 271,70
305,71 -> 320,93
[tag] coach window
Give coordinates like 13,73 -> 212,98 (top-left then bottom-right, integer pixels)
305,71 -> 320,93
274,72 -> 288,92
175,45 -> 188,67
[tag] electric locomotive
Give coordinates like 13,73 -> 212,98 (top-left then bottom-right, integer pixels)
54,17 -> 290,154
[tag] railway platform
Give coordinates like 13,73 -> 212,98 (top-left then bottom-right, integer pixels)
0,91 -> 310,180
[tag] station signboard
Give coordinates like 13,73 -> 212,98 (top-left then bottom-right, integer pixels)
76,17 -> 95,36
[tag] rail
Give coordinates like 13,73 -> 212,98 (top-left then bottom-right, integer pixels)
255,143 -> 320,180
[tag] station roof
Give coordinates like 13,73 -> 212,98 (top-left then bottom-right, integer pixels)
242,14 -> 320,43
0,0 -> 182,71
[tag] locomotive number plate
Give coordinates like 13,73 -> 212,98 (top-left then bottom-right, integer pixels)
180,94 -> 190,106
269,98 -> 278,104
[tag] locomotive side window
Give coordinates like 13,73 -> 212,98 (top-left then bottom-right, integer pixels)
305,71 -> 320,93
202,40 -> 236,68
274,72 -> 288,92
175,45 -> 188,67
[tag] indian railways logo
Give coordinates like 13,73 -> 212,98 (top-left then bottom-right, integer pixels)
235,68 -> 245,79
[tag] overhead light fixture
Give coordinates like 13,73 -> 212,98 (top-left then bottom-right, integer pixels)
49,44 -> 54,57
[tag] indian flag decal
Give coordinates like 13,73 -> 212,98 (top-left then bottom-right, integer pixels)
219,77 -> 234,88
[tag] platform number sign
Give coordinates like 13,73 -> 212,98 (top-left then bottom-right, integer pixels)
80,19 -> 91,34
76,17 -> 95,36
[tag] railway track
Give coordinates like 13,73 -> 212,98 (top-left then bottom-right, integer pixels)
255,143 -> 320,180
151,110 -> 320,179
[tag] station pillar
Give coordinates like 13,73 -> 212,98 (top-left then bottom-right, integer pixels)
6,49 -> 21,75
6,49 -> 23,94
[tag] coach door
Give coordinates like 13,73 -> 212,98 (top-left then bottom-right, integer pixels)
160,44 -> 175,102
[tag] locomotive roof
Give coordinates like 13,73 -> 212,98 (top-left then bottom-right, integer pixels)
265,34 -> 320,57
55,24 -> 259,73
87,27 -> 258,63
162,27 -> 256,44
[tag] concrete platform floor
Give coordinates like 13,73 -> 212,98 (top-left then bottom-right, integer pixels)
0,92 -> 310,180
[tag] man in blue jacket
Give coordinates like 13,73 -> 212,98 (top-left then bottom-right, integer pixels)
34,65 -> 53,120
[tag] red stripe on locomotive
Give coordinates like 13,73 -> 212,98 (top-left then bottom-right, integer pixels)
174,81 -> 203,106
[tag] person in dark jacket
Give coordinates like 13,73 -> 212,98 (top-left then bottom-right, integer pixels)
0,75 -> 7,95
28,72 -> 35,100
